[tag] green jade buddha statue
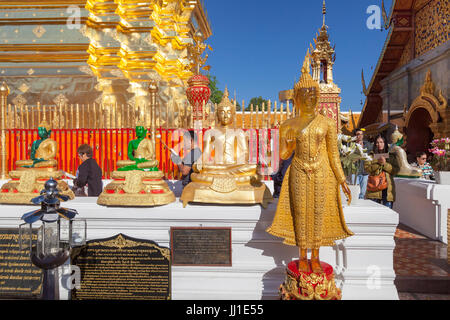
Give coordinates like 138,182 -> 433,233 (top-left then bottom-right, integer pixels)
117,126 -> 159,172
16,121 -> 57,169
97,125 -> 175,207
0,120 -> 74,204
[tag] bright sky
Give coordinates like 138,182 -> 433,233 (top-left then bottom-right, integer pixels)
204,0 -> 394,112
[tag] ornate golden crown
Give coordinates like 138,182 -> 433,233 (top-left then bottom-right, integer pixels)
136,118 -> 146,128
217,87 -> 235,112
294,49 -> 320,92
38,119 -> 51,131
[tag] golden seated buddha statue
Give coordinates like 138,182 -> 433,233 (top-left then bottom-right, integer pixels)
97,125 -> 175,207
180,88 -> 273,208
0,120 -> 74,204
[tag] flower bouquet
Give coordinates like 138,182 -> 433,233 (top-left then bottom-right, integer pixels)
429,137 -> 450,184
429,138 -> 450,171
338,134 -> 372,182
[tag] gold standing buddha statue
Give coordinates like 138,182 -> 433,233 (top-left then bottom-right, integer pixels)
97,124 -> 175,207
180,88 -> 273,207
0,120 -> 74,204
267,51 -> 353,276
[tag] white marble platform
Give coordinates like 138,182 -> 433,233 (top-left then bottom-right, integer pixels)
0,181 -> 399,300
395,178 -> 449,244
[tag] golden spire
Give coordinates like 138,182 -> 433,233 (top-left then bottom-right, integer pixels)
322,0 -> 327,26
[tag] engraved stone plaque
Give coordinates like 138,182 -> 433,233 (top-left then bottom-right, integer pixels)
71,234 -> 171,300
0,228 -> 44,299
170,227 -> 232,266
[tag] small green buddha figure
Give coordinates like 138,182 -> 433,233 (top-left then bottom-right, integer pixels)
117,125 -> 159,171
15,120 -> 58,168
98,124 -> 175,207
1,119 -> 75,204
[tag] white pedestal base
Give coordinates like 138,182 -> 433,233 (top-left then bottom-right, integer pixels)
395,178 -> 448,244
0,180 -> 399,300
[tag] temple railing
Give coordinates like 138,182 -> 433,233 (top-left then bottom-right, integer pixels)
2,128 -> 280,180
0,81 -> 292,180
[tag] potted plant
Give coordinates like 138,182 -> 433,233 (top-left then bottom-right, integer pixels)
429,137 -> 450,184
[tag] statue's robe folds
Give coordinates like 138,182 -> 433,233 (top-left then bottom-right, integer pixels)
192,128 -> 258,183
181,127 -> 272,208
267,115 -> 353,248
15,139 -> 58,168
117,139 -> 158,170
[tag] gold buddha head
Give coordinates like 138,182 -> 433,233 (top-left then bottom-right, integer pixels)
294,50 -> 320,114
216,87 -> 235,127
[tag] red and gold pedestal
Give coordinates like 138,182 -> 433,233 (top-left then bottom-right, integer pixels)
97,170 -> 175,207
279,260 -> 342,300
0,167 -> 74,204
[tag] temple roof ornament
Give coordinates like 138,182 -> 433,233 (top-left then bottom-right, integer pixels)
420,70 -> 436,96
310,0 -> 337,89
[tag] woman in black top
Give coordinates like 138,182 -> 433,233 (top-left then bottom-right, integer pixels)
73,144 -> 103,196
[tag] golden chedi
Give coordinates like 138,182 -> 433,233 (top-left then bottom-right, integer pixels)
97,124 -> 175,207
0,120 -> 74,204
266,51 -> 353,300
180,88 -> 273,208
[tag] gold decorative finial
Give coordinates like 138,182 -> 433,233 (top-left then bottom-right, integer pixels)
420,70 -> 435,96
301,48 -> 311,75
223,86 -> 229,100
217,86 -> 235,112
322,0 -> 327,26
0,81 -> 9,95
188,31 -> 211,75
295,50 -> 319,92
136,117 -> 146,128
38,119 -> 51,131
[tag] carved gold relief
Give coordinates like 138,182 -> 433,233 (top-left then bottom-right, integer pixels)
280,269 -> 341,300
415,0 -> 448,57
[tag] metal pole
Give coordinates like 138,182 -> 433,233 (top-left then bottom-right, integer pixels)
0,82 -> 9,180
148,81 -> 157,148
43,268 -> 60,300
